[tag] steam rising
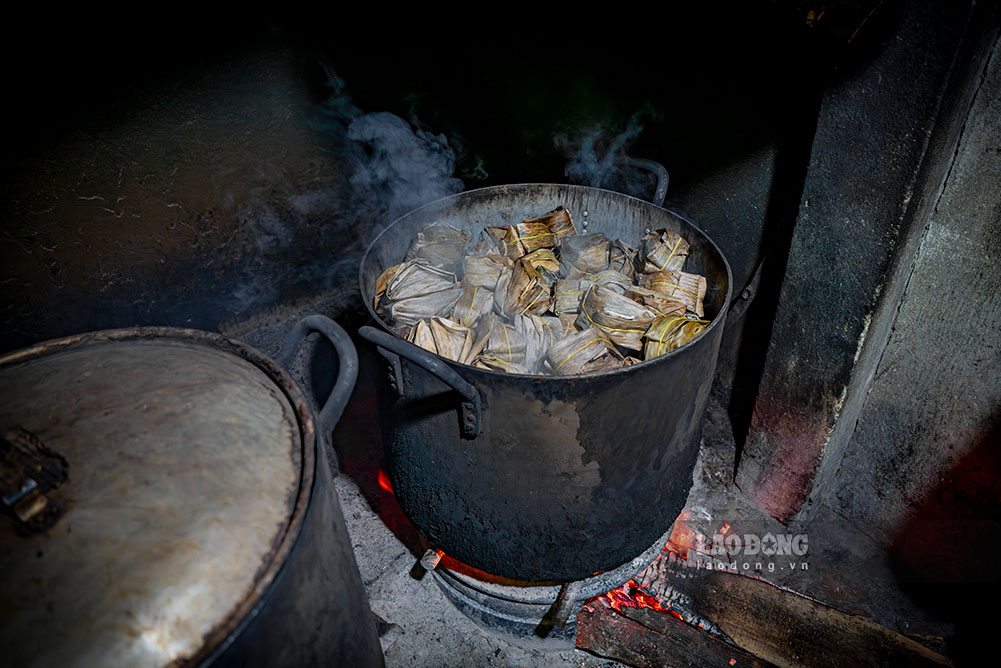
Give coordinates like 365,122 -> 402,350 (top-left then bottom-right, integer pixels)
557,111 -> 664,202
346,112 -> 464,222
228,64 -> 466,319
227,68 -> 659,322
319,65 -> 464,224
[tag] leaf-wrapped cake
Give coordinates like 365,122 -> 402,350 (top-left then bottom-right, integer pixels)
375,205 -> 712,375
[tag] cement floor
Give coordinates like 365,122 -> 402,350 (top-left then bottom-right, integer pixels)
333,473 -> 629,668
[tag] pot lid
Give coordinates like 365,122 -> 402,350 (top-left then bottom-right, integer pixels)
0,329 -> 310,667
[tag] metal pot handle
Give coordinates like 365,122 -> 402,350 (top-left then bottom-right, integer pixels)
358,325 -> 482,439
279,315 -> 359,448
577,156 -> 670,207
624,157 -> 670,207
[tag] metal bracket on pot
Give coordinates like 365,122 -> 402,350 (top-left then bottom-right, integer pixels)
359,326 -> 482,439
375,345 -> 405,397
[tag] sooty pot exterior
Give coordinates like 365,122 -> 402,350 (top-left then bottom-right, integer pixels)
359,185 -> 732,583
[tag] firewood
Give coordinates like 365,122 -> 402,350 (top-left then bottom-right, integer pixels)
637,562 -> 954,668
576,596 -> 773,668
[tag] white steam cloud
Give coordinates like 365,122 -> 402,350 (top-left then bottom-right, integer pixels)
557,111 -> 666,203
319,65 -> 464,224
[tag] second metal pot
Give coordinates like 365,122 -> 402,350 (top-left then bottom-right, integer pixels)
359,184 -> 732,582
0,317 -> 384,667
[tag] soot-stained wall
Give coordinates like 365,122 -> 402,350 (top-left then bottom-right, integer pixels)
2,9 -> 842,353
2,42 -> 358,353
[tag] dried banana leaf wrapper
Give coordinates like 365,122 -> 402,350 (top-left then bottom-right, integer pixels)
493,267 -> 513,315
521,248 -> 560,283
487,219 -> 557,260
479,316 -> 527,366
553,279 -> 586,315
451,283 -> 494,328
484,226 -> 513,253
407,319 -> 436,353
557,312 -> 579,333
459,313 -> 493,364
575,285 -> 659,351
407,317 -> 476,364
523,206 -> 576,245
581,269 -> 633,295
608,239 -> 638,278
639,270 -> 707,317
468,229 -> 503,256
546,326 -> 615,375
549,270 -> 632,317
390,286 -> 463,326
503,261 -> 552,317
406,222 -> 470,273
463,254 -> 510,291
431,317 -> 475,363
580,350 -> 626,374
474,355 -> 530,375
386,260 -> 457,301
515,314 -> 564,374
626,285 -> 688,318
643,316 -> 709,359
559,233 -> 610,280
374,263 -> 402,309
640,228 -> 689,273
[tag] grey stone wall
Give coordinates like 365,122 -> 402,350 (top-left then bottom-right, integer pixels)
733,0 -> 997,524
829,37 -> 1001,550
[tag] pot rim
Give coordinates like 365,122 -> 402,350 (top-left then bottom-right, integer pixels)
359,183 -> 734,381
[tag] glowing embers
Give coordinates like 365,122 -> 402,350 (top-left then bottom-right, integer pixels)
665,509 -> 700,559
597,579 -> 672,616
589,578 -> 726,635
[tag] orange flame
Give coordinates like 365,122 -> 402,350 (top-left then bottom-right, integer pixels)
377,469 -> 394,494
665,510 -> 700,559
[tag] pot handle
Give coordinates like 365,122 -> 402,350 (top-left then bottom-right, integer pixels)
358,325 -> 482,439
577,156 -> 669,207
279,315 -> 359,450
625,156 -> 670,207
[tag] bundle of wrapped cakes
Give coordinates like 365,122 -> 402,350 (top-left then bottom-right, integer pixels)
372,206 -> 710,376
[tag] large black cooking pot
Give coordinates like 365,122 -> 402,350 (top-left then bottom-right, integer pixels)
0,317 -> 384,667
359,184 -> 732,582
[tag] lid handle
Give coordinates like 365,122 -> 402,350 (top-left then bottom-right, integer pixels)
1,427 -> 68,534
